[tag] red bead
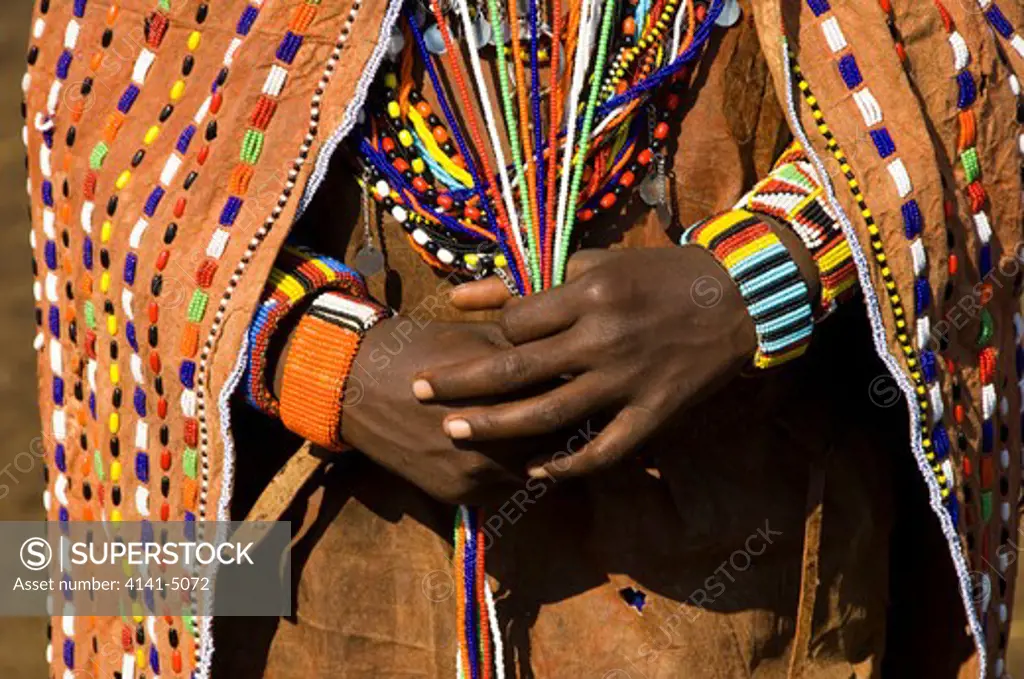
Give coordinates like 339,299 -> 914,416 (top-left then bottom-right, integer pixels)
619,170 -> 635,188
962,456 -> 972,476
465,205 -> 481,220
653,122 -> 669,140
173,197 -> 186,218
433,127 -> 449,144
600,192 -> 617,209
184,419 -> 199,446
156,250 -> 170,271
393,158 -> 409,173
197,145 -> 210,165
637,149 -> 653,166
381,137 -> 395,152
667,94 -> 680,111
161,449 -> 171,471
172,650 -> 182,673
122,626 -> 132,651
579,208 -> 594,222
412,176 -> 429,193
210,91 -> 223,115
149,352 -> 161,373
157,398 -> 168,419
160,502 -> 170,522
416,101 -> 432,117
148,302 -> 159,323
955,404 -> 965,424
948,253 -> 958,275
437,194 -> 453,210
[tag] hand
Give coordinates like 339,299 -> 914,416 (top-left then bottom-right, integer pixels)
337,316 -> 529,505
412,247 -> 760,480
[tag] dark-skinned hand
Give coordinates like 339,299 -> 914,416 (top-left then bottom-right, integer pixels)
334,316 -> 552,505
411,246 -> 784,480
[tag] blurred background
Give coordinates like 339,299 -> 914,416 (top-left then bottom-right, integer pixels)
1,2 -> 1023,677
0,3 -> 48,677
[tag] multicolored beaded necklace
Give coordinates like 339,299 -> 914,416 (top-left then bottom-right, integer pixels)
356,0 -> 724,675
357,0 -> 724,292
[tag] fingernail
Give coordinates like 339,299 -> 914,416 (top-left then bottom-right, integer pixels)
412,380 -> 435,400
445,418 -> 472,439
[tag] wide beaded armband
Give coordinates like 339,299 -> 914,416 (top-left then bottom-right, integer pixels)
278,291 -> 388,450
682,208 -> 815,369
738,142 -> 858,317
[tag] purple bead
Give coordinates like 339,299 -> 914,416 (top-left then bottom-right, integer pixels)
44,240 -> 57,270
180,360 -> 196,389
276,32 -> 303,64
143,186 -> 165,217
83,237 -> 93,269
914,277 -> 931,313
150,645 -> 161,673
932,425 -> 950,460
869,128 -> 895,159
901,200 -> 922,239
118,84 -> 140,114
63,638 -> 74,669
135,452 -> 149,483
985,5 -> 1013,38
89,393 -> 96,419
176,125 -> 196,154
56,50 -> 73,80
73,0 -> 87,17
126,320 -> 138,352
807,0 -> 830,16
52,375 -> 64,406
124,252 -> 138,285
41,180 -> 54,207
956,70 -> 976,109
982,419 -> 994,452
134,386 -> 147,416
219,196 -> 243,226
837,54 -> 862,90
184,513 -> 196,540
48,305 -> 60,337
237,5 -> 259,35
55,443 -> 66,472
980,243 -> 993,277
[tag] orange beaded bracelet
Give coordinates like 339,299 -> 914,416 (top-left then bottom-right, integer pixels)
278,291 -> 386,449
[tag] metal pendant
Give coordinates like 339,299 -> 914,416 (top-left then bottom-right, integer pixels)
424,23 -> 447,54
715,0 -> 742,27
354,245 -> 386,277
639,175 -> 662,206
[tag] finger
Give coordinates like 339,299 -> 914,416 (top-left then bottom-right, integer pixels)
526,403 -> 660,480
498,285 -> 581,343
442,372 -> 619,441
449,276 -> 513,311
414,333 -> 585,401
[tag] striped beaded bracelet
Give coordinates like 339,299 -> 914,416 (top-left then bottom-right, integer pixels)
245,246 -> 376,416
737,142 -> 858,317
279,290 -> 388,450
682,208 -> 814,369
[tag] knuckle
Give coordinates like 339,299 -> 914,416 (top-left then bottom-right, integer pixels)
581,277 -> 616,307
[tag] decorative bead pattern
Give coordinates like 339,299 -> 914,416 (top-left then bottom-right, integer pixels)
802,1 -> 953,507
683,209 -> 815,367
737,141 -> 857,316
244,246 -> 383,416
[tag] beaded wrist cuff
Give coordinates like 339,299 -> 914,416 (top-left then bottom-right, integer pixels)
682,208 -> 814,369
245,246 -> 380,417
737,141 -> 858,317
279,291 -> 387,450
